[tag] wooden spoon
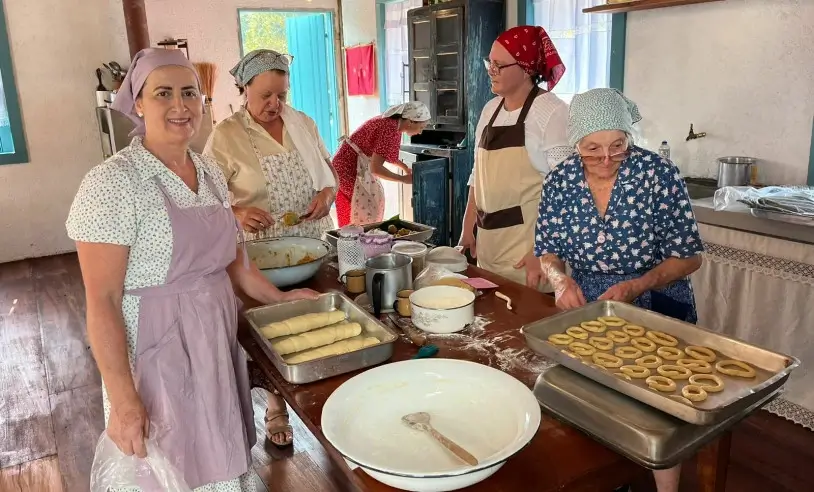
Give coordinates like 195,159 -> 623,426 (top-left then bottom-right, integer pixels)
402,412 -> 478,466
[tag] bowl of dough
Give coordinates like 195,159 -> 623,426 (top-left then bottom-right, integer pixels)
321,358 -> 542,491
410,285 -> 475,334
246,236 -> 332,288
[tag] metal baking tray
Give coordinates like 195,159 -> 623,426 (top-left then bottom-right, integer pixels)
323,219 -> 436,248
245,292 -> 398,384
533,366 -> 781,469
521,301 -> 799,425
750,208 -> 814,226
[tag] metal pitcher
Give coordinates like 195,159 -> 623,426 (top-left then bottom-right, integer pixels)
366,253 -> 413,316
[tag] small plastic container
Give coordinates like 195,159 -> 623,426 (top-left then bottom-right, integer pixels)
391,241 -> 429,279
359,230 -> 393,258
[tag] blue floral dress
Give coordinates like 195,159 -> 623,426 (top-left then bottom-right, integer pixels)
534,146 -> 704,323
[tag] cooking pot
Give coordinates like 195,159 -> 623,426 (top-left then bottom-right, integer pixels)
717,156 -> 756,188
365,253 -> 413,316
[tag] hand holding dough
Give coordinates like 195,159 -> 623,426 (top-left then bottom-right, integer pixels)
271,322 -> 362,355
261,310 -> 346,339
285,337 -> 380,364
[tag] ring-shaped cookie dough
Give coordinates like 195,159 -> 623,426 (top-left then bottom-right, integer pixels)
635,355 -> 663,369
614,346 -> 644,360
598,316 -> 626,327
646,375 -> 677,392
682,385 -> 709,402
622,324 -> 646,337
620,365 -> 651,379
606,330 -> 631,344
677,358 -> 713,374
565,326 -> 589,340
657,346 -> 685,361
548,334 -> 574,345
568,341 -> 596,357
588,336 -> 614,351
715,360 -> 756,378
580,320 -> 607,333
645,330 -> 679,347
592,352 -> 624,369
685,345 -> 717,363
657,365 -> 693,380
631,337 -> 658,353
688,374 -> 725,392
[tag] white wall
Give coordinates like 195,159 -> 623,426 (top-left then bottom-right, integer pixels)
624,0 -> 814,185
340,0 -> 380,133
144,0 -> 343,130
0,0 -> 128,263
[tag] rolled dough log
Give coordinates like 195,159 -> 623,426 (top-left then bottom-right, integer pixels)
260,310 -> 346,339
285,337 -> 380,364
271,322 -> 362,355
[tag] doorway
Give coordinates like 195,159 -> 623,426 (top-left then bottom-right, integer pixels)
238,9 -> 342,155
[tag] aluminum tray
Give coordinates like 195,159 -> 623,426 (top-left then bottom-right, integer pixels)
750,208 -> 814,226
534,366 -> 781,469
245,292 -> 398,384
521,301 -> 799,425
324,219 -> 436,248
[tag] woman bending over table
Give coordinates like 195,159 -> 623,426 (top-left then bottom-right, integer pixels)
534,88 -> 704,492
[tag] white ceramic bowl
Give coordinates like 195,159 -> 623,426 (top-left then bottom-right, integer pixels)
410,285 -> 475,334
322,359 -> 541,492
246,236 -> 332,287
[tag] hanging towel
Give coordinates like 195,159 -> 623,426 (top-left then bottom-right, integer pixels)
346,44 -> 376,96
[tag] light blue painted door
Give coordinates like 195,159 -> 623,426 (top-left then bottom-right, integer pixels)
285,13 -> 340,155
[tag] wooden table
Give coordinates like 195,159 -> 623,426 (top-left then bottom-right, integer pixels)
237,264 -> 727,491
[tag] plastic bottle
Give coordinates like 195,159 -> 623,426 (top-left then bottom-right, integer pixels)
658,141 -> 670,160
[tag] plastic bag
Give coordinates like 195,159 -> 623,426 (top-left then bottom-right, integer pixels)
90,431 -> 192,492
414,264 -> 466,290
713,185 -> 814,214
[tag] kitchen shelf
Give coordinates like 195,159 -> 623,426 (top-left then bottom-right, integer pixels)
583,0 -> 724,14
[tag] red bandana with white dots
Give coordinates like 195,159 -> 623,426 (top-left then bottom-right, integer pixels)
496,25 -> 565,91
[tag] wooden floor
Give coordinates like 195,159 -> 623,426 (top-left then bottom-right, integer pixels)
1,254 -> 813,492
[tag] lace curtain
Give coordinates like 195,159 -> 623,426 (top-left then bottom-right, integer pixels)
531,0 -> 612,103
384,0 -> 422,107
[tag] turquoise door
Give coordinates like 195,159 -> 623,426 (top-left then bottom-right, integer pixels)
285,13 -> 341,155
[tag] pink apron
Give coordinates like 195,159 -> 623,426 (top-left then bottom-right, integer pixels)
127,172 -> 255,489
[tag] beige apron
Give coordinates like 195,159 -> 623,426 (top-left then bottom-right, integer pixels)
474,86 -> 548,289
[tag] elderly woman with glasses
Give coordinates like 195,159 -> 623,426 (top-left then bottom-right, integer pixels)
458,25 -> 571,290
204,49 -> 338,447
535,88 -> 704,491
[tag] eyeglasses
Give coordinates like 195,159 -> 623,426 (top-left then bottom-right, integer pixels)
579,150 -> 630,166
482,58 -> 518,76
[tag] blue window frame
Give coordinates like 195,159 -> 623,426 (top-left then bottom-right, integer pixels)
0,1 -> 27,165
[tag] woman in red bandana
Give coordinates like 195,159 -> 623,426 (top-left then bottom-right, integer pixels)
458,26 -> 571,291
460,26 -> 682,492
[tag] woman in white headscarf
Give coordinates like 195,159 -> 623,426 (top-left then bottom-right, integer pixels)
331,101 -> 431,227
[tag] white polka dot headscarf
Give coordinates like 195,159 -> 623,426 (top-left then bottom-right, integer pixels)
567,88 -> 642,147
382,101 -> 431,122
230,49 -> 292,87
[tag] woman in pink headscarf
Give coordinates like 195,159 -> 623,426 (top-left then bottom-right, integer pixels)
458,25 -> 571,292
66,48 -> 318,490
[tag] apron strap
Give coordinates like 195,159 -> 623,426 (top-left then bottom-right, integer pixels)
516,85 -> 541,127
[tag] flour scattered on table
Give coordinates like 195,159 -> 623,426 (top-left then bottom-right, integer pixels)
428,325 -> 554,375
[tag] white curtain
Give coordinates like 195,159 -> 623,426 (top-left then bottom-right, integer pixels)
384,0 -> 422,107
531,0 -> 612,103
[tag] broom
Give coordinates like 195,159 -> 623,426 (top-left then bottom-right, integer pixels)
194,62 -> 217,124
